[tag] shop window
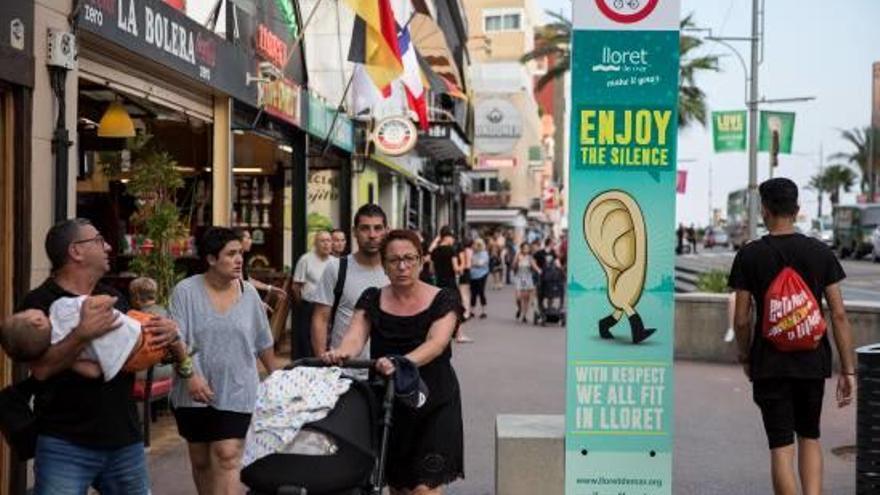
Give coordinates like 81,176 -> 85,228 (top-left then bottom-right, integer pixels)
231,130 -> 293,279
484,9 -> 523,33
488,177 -> 501,192
471,176 -> 501,193
76,81 -> 215,285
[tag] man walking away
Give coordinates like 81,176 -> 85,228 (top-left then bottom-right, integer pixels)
687,224 -> 698,254
676,223 -> 685,255
728,178 -> 855,495
292,230 -> 333,358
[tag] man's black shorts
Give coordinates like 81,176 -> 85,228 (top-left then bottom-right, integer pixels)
752,378 -> 825,449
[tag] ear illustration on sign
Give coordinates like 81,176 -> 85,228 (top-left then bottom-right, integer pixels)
583,190 -> 656,344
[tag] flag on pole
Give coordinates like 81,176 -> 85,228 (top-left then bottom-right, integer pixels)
676,170 -> 688,194
398,27 -> 428,130
345,0 -> 403,96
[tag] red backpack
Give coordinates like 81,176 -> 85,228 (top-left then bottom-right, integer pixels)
761,238 -> 827,352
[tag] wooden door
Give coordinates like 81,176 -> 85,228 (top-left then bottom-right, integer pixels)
0,89 -> 14,495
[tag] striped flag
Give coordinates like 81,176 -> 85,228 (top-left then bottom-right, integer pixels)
345,0 -> 403,96
394,0 -> 431,131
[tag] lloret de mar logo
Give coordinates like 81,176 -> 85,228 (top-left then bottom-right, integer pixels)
592,46 -> 650,74
594,0 -> 660,24
591,44 -> 663,91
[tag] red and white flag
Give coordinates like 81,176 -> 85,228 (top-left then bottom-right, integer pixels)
676,170 -> 687,194
391,0 -> 428,130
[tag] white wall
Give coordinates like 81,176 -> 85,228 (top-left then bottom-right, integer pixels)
31,0 -> 80,286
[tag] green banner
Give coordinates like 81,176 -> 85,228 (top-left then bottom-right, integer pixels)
712,110 -> 747,152
566,1 -> 679,494
758,111 -> 795,153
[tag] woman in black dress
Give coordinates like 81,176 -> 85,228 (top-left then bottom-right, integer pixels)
322,229 -> 464,494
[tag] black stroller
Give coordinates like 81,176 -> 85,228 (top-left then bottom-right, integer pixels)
241,359 -> 395,495
534,263 -> 566,326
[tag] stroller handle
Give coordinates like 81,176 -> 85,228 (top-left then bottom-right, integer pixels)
287,357 -> 377,370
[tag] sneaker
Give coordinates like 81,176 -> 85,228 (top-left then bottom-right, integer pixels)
479,313 -> 487,319
515,307 -> 521,319
724,328 -> 735,343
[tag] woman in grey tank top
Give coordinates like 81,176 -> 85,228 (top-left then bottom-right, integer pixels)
169,227 -> 280,494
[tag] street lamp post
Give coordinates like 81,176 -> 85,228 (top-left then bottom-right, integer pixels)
686,3 -> 816,242
746,0 -> 761,240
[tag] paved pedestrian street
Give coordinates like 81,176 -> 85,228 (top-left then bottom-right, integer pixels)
145,286 -> 856,494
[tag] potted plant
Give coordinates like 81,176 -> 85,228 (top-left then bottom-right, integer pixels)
105,135 -> 187,305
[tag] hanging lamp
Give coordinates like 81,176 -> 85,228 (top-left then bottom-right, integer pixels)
97,99 -> 135,138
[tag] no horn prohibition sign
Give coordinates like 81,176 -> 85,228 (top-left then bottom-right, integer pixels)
595,0 -> 660,24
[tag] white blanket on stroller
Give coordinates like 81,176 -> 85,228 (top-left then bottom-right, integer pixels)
243,367 -> 352,468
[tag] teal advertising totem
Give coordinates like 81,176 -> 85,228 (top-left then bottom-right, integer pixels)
566,1 -> 680,493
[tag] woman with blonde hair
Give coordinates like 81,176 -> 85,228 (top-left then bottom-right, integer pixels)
458,238 -> 473,320
469,238 -> 490,319
513,242 -> 541,323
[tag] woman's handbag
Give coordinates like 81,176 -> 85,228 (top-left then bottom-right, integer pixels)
0,377 -> 37,459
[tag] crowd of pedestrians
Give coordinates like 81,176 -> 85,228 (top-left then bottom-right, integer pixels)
0,179 -> 857,495
0,205 -> 476,494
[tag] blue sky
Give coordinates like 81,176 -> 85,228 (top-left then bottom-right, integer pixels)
541,0 -> 880,225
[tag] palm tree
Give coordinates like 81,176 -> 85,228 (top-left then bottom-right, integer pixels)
521,12 -> 720,129
830,127 -> 880,194
523,11 -> 571,93
808,164 -> 858,217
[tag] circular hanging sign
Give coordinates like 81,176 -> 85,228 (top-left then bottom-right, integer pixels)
594,0 -> 659,24
373,116 -> 418,156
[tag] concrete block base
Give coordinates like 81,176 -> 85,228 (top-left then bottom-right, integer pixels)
495,414 -> 564,495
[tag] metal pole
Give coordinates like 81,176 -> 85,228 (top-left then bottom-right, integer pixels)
870,126 -> 876,202
708,162 -> 713,226
746,0 -> 761,240
818,143 -> 824,218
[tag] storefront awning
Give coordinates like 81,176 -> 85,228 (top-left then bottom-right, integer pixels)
370,153 -> 421,182
417,123 -> 470,161
410,10 -> 465,94
466,208 -> 527,226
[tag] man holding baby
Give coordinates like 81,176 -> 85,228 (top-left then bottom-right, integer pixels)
14,218 -> 179,494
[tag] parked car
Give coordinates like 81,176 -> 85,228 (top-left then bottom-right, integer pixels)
872,225 -> 880,263
808,216 -> 834,246
703,227 -> 729,248
832,204 -> 880,258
